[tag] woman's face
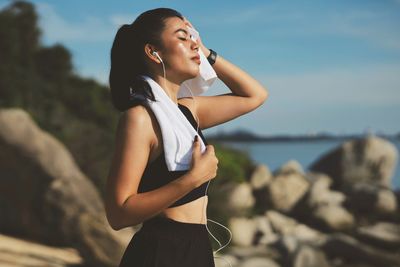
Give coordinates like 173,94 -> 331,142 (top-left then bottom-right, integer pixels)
158,17 -> 200,81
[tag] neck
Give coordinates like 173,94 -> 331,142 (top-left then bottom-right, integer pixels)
151,74 -> 181,105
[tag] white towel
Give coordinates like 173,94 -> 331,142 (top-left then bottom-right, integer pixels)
130,26 -> 217,171
178,26 -> 218,98
136,75 -> 207,171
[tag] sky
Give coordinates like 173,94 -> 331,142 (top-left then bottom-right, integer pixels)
1,0 -> 399,136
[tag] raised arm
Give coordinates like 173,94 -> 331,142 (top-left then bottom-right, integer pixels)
182,17 -> 269,130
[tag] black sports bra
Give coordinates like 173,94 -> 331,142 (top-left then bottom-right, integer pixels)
137,103 -> 209,208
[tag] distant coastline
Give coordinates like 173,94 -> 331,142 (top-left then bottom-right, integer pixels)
204,129 -> 400,142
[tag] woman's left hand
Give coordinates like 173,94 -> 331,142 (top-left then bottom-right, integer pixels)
182,16 -> 210,56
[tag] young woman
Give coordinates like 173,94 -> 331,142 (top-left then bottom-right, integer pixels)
105,7 -> 268,267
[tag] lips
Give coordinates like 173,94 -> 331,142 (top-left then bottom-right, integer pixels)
191,55 -> 200,64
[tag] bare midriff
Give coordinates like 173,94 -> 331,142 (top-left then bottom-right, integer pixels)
159,195 -> 208,224
148,100 -> 209,225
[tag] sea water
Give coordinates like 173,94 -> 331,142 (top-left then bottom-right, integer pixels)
219,138 -> 400,190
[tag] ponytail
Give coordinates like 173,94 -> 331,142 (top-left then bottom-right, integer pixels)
108,8 -> 184,112
109,24 -> 155,112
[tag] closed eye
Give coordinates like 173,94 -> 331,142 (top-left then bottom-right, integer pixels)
179,35 -> 192,41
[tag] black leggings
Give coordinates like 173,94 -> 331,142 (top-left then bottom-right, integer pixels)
118,216 -> 216,267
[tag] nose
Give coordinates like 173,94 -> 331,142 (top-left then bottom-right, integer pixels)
191,38 -> 199,52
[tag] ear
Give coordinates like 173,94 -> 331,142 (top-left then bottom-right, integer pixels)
144,43 -> 161,63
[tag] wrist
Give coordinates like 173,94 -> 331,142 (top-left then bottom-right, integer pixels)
175,172 -> 198,190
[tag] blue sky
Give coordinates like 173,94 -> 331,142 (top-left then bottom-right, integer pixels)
1,0 -> 399,136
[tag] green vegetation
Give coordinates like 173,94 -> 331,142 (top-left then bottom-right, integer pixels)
0,1 -> 119,196
0,2 -> 257,232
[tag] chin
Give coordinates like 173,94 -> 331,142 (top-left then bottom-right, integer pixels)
189,66 -> 200,78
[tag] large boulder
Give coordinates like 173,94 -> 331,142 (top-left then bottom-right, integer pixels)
226,182 -> 256,216
291,244 -> 331,267
249,164 -> 272,190
313,205 -> 355,231
273,159 -> 305,176
268,171 -> 310,212
251,164 -> 273,213
321,233 -> 400,267
0,233 -> 83,266
272,235 -> 330,267
265,210 -> 325,243
355,222 -> 400,249
252,215 -> 279,245
306,173 -> 346,208
345,182 -> 397,215
292,172 -> 355,231
228,217 -> 258,247
309,136 -> 398,190
0,108 -> 127,267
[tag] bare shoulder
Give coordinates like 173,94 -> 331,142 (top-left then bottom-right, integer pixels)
106,104 -> 157,217
118,104 -> 156,148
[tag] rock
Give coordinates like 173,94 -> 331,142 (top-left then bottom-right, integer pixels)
0,108 -> 125,267
221,245 -> 281,267
314,205 -> 355,231
273,234 -> 300,257
309,136 -> 398,190
290,172 -> 353,233
346,183 -> 397,215
274,159 -> 304,176
396,189 -> 400,211
239,257 -> 280,267
291,244 -> 331,267
375,189 -> 398,214
228,217 -> 258,246
227,182 -> 256,215
253,216 -> 279,245
214,254 -> 239,267
249,164 -> 272,190
321,233 -> 400,267
265,211 -> 325,243
307,173 -> 346,208
355,222 -> 400,249
0,233 -> 83,266
268,172 -> 310,212
228,245 -> 279,260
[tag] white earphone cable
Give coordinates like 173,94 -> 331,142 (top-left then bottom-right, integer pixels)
155,51 -> 232,267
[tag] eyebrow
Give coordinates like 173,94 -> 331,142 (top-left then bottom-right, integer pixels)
174,28 -> 189,35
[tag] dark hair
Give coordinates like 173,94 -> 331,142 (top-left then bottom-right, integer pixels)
109,8 -> 184,112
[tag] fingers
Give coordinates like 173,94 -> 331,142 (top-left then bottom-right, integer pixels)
205,144 -> 215,154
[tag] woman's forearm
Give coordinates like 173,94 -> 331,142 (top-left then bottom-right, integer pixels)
112,172 -> 197,230
200,45 -> 269,101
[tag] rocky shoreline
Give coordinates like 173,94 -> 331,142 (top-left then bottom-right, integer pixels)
0,107 -> 399,267
213,134 -> 400,267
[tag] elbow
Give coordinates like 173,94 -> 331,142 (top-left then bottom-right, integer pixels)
105,202 -> 126,231
251,89 -> 269,108
106,211 -> 122,231
106,208 -> 142,231
259,88 -> 269,103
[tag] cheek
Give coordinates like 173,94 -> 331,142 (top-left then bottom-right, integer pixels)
169,45 -> 191,65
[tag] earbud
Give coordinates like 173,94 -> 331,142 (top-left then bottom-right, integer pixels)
152,51 -> 163,63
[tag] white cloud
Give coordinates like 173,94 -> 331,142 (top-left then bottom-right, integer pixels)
320,10 -> 400,51
196,4 -> 400,51
35,2 -> 122,44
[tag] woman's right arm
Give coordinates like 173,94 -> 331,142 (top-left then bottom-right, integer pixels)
104,105 -> 199,230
